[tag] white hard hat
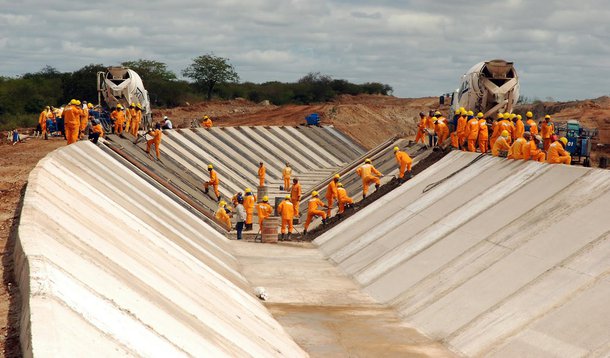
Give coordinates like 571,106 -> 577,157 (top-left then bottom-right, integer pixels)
163,116 -> 168,120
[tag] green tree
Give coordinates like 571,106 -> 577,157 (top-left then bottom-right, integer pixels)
182,53 -> 239,100
121,59 -> 176,81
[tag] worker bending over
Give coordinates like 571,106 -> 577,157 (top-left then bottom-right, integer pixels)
146,124 -> 163,160
277,195 -> 295,241
434,118 -> 449,146
303,191 -> 327,235
326,174 -> 340,217
394,146 -> 412,181
336,183 -> 354,214
523,135 -> 546,162
282,163 -> 292,191
492,130 -> 511,157
258,162 -> 266,187
256,196 -> 273,229
89,119 -> 104,144
547,137 -> 571,165
201,115 -> 213,128
291,178 -> 302,217
356,158 -> 383,199
216,201 -> 232,231
243,188 -> 257,231
204,164 -> 221,201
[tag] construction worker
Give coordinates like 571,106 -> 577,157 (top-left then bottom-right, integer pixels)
414,112 -> 426,144
507,132 -> 528,159
77,100 -> 88,139
63,99 -> 81,145
525,111 -> 538,135
492,130 -> 510,157
201,115 -> 213,128
204,164 -> 221,201
477,113 -> 489,153
466,113 -> 479,152
38,106 -> 51,140
541,115 -> 555,151
89,119 -> 104,144
547,137 -> 571,165
216,201 -> 232,231
303,191 -> 327,235
277,195 -> 294,240
454,108 -> 468,149
356,158 -> 383,199
256,196 -> 274,229
489,112 -> 504,148
434,118 -> 449,146
513,114 -> 525,140
243,188 -> 257,231
232,191 -> 243,207
146,123 -> 163,160
291,178 -> 302,217
336,183 -> 354,214
426,111 -> 438,147
126,103 -> 135,133
326,174 -> 340,217
523,134 -> 546,162
235,197 -> 246,240
258,162 -> 266,187
394,146 -> 412,180
130,103 -> 142,136
112,104 -> 126,134
282,163 -> 292,191
161,116 -> 173,129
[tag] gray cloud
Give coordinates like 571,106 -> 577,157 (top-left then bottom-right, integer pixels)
0,0 -> 608,100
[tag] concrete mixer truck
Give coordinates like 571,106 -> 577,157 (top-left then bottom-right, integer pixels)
450,59 -> 519,118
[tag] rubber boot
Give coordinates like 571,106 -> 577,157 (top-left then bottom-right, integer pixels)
303,229 -> 307,236
287,233 -> 292,241
375,183 -> 380,191
204,187 -> 209,194
322,218 -> 327,225
280,233 -> 285,241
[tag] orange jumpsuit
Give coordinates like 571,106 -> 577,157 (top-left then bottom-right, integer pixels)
337,187 -> 354,214
204,169 -> 220,198
513,119 -> 525,140
215,207 -> 232,231
490,120 -> 512,147
523,140 -> 546,162
243,193 -> 256,225
38,109 -> 49,137
507,137 -> 527,159
258,165 -> 266,187
492,136 -> 510,157
304,197 -> 327,230
325,180 -> 339,217
91,123 -> 104,137
434,120 -> 449,145
526,119 -> 538,135
63,104 -> 81,144
202,118 -> 213,128
282,166 -> 292,191
79,106 -> 89,136
395,150 -> 412,179
277,200 -> 294,234
478,119 -> 489,153
541,122 -> 555,151
130,109 -> 142,136
256,202 -> 273,227
113,110 -> 126,134
414,116 -> 426,143
456,115 -> 468,149
547,141 -> 571,165
146,129 -> 162,159
290,182 -> 302,216
356,163 -> 381,196
126,107 -> 136,133
466,118 -> 479,152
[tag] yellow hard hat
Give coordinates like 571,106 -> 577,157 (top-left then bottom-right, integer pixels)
208,164 -> 213,169
70,99 -> 78,105
117,104 -> 123,109
545,114 -> 551,119
454,109 -> 460,114
312,191 -> 319,197
460,109 -> 467,115
510,113 -> 516,119
477,112 -> 484,118
459,107 -> 465,112
262,195 -> 269,202
434,111 -> 441,116
560,137 -> 568,145
497,113 -> 503,119
364,158 -> 371,164
526,111 -> 533,118
503,113 -> 511,120
337,182 -> 343,188
76,100 -> 81,105
467,110 -> 474,116
393,146 -> 399,151
130,102 -> 135,106
87,103 -> 93,108
285,194 -> 291,199
517,114 -> 522,120
245,187 -> 251,193
136,103 -> 142,109
334,174 -> 340,179
219,200 -> 227,206
501,130 -> 509,137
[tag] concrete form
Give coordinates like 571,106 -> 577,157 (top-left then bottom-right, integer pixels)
315,151 -> 610,357
15,141 -> 306,357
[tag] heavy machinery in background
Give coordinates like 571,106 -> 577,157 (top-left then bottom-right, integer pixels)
555,119 -> 598,167
97,66 -> 152,132
450,59 -> 519,118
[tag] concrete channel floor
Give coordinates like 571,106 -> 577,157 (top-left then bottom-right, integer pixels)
229,240 -> 455,357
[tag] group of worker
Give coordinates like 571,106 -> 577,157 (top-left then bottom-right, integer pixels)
61,99 -> 104,145
415,108 -> 572,165
110,102 -> 144,137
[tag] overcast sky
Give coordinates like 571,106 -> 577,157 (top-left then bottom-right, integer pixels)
1,0 -> 609,101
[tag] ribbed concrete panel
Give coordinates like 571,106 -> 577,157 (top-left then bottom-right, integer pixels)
315,151 -> 610,357
15,141 -> 306,358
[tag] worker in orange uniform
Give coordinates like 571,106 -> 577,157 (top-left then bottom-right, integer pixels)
303,191 -> 327,235
89,119 -> 104,144
215,200 -> 232,231
477,113 -> 489,153
394,146 -> 413,180
547,137 -> 571,165
426,111 -> 438,147
277,195 -> 295,240
126,103 -> 135,133
356,158 -> 383,199
290,178 -> 302,217
525,111 -> 538,135
434,118 -> 449,146
146,123 -> 163,160
38,106 -> 51,140
258,162 -> 266,187
507,132 -> 528,159
204,164 -> 221,201
282,163 -> 292,191
513,114 -> 525,140
456,109 -> 468,149
336,183 -> 354,214
523,134 -> 546,162
201,115 -> 213,128
63,99 -> 81,145
540,115 -> 555,151
256,196 -> 273,229
77,100 -> 88,139
492,130 -> 511,157
466,113 -> 479,152
130,103 -> 142,136
243,188 -> 257,231
325,174 -> 340,217
414,112 -> 426,144
112,104 -> 126,134
489,113 -> 503,147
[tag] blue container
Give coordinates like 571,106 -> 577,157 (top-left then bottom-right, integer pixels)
306,113 -> 320,125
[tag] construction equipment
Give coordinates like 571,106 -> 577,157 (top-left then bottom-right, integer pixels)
451,59 -> 519,118
555,119 -> 598,166
97,66 -> 152,130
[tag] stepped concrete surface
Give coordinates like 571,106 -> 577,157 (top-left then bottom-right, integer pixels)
315,151 -> 610,357
14,141 -> 306,357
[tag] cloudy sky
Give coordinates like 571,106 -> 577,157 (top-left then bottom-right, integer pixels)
1,0 -> 609,101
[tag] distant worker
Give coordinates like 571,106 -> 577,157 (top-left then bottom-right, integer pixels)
282,163 -> 292,191
523,134 -> 546,162
256,196 -> 273,229
235,197 -> 246,240
547,137 -> 571,165
478,113 -> 489,153
356,158 -> 383,199
201,115 -> 213,128
426,111 -> 438,147
78,100 -> 88,139
513,114 -> 525,140
290,178 -> 302,217
434,118 -> 449,146
89,119 -> 104,144
231,191 -> 243,208
258,162 -> 266,187
525,111 -> 538,135
507,132 -> 528,159
216,200 -> 232,231
414,112 -> 426,144
204,164 -> 221,201
63,99 -> 81,145
336,183 -> 354,214
126,103 -> 136,133
540,115 -> 555,151
161,115 -> 173,129
243,188 -> 257,231
489,112 -> 504,147
303,191 -> 327,235
456,109 -> 469,150
130,103 -> 142,136
394,146 -> 412,180
326,174 -> 340,217
277,195 -> 295,240
38,106 -> 51,140
146,123 -> 163,160
466,112 -> 479,152
492,130 -> 510,157
112,104 -> 126,134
